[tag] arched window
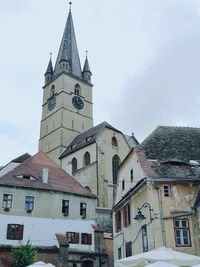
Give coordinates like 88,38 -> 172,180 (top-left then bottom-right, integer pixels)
74,84 -> 81,95
84,152 -> 90,166
72,158 -> 77,173
112,155 -> 120,185
112,136 -> 118,147
50,85 -> 55,97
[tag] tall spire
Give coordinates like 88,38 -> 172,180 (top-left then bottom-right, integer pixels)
54,3 -> 82,78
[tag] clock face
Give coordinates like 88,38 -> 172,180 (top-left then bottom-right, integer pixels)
72,96 -> 84,110
48,96 -> 56,111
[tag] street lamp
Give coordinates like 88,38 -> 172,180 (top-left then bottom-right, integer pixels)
134,202 -> 154,223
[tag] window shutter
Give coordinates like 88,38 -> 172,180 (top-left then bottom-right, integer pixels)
7,224 -> 12,239
87,234 -> 92,245
74,233 -> 79,244
18,225 -> 24,240
123,207 -> 126,226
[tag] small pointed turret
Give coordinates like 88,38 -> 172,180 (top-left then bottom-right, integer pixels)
54,3 -> 82,78
83,51 -> 92,83
44,53 -> 53,85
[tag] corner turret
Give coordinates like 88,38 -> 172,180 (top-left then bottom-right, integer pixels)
82,52 -> 92,83
44,53 -> 53,85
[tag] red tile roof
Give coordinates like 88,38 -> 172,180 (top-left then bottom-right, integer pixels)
0,151 -> 96,198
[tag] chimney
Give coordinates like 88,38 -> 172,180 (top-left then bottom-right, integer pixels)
42,168 -> 49,183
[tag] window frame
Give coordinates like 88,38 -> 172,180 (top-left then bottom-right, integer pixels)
25,196 -> 34,212
81,233 -> 92,245
66,232 -> 79,244
84,152 -> 90,166
112,136 -> 118,147
80,203 -> 87,218
2,194 -> 13,209
7,224 -> 24,240
174,219 -> 191,247
125,241 -> 132,257
62,199 -> 69,215
123,203 -> 131,227
115,210 -> 122,232
72,157 -> 77,173
163,184 -> 170,197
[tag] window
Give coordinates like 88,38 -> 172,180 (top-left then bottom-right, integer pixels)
163,185 -> 170,197
123,203 -> 131,227
62,200 -> 69,215
122,180 -> 125,191
25,196 -> 34,211
112,155 -> 120,185
2,194 -> 13,209
81,233 -> 92,245
115,210 -> 122,232
84,152 -> 90,166
74,84 -> 81,95
118,247 -> 122,259
50,85 -> 55,97
66,232 -> 79,244
72,157 -> 77,173
80,203 -> 86,218
112,136 -> 118,147
130,169 -> 133,182
7,224 -> 23,240
142,225 -> 148,252
174,219 -> 191,246
125,242 -> 132,257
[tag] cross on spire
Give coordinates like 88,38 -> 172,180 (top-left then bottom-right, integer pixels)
69,2 -> 72,11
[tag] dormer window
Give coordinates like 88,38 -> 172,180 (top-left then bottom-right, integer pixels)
112,136 -> 118,147
16,174 -> 35,180
74,84 -> 81,95
50,85 -> 55,97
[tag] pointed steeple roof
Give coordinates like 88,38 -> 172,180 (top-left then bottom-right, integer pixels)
54,8 -> 82,78
45,56 -> 53,75
83,55 -> 91,73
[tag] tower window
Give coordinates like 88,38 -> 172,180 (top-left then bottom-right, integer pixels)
50,85 -> 55,97
84,152 -> 90,166
130,169 -> 133,182
72,158 -> 77,173
122,180 -> 125,191
112,136 -> 118,147
163,185 -> 170,197
112,155 -> 120,185
74,84 -> 81,95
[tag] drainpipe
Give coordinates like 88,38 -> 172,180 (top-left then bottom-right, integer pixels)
96,143 -> 99,206
155,186 -> 167,247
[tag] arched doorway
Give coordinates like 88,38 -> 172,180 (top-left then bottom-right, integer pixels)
82,260 -> 93,267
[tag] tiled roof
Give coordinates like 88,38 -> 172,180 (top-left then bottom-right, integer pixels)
0,151 -> 96,198
54,10 -> 82,78
142,126 -> 200,161
12,153 -> 31,163
124,134 -> 139,148
59,121 -> 121,158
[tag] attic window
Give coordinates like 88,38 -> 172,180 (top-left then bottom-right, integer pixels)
86,136 -> 92,143
112,136 -> 118,147
16,174 -> 35,180
71,144 -> 77,150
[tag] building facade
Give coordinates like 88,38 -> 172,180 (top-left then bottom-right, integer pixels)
0,152 -> 108,267
113,126 -> 200,261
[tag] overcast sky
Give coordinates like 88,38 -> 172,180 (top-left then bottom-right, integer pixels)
1,0 -> 200,165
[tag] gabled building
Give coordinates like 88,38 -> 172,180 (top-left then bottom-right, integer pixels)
60,121 -> 138,209
0,152 -> 108,267
113,126 -> 200,261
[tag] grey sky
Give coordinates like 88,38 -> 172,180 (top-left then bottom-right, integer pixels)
0,0 -> 200,165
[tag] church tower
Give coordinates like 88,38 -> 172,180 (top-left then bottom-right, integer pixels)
39,4 -> 93,164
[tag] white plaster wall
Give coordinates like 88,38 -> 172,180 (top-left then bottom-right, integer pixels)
0,214 -> 95,251
115,151 -> 146,204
